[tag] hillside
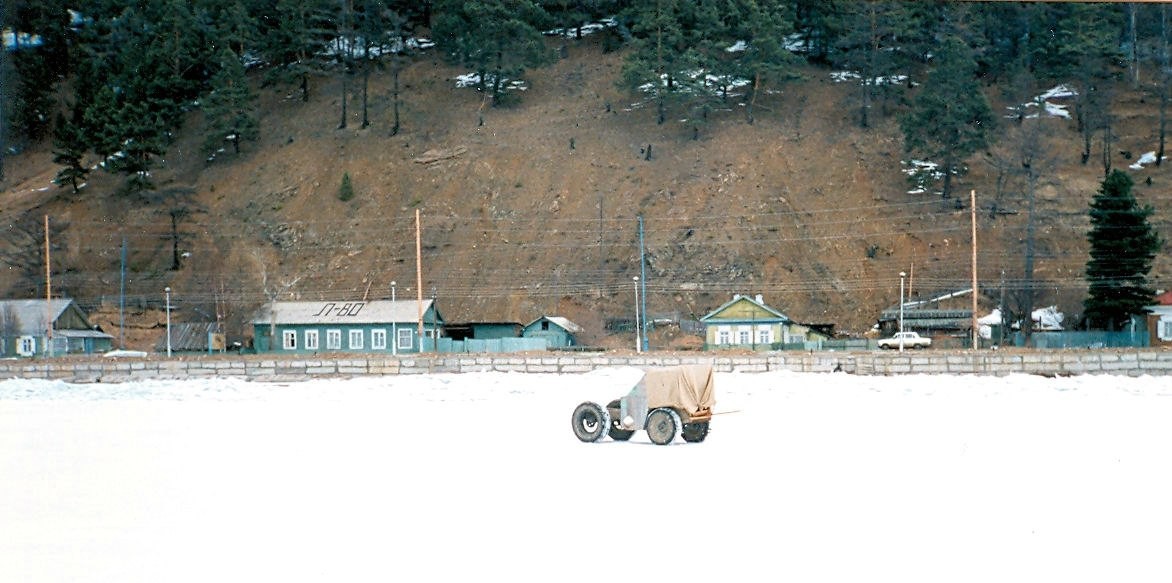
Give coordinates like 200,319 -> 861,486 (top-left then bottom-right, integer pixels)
2,33 -> 1170,350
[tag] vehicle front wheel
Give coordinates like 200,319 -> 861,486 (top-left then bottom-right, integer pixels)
571,402 -> 610,443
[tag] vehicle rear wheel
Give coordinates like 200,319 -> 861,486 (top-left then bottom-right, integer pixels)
571,402 -> 610,443
646,408 -> 680,445
682,421 -> 709,443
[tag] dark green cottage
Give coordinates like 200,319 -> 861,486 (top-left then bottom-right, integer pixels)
0,299 -> 114,357
252,300 -> 443,354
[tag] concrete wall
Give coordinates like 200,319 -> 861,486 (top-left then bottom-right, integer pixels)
2,350 -> 1171,383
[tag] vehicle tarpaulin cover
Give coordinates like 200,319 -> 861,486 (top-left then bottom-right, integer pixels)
638,364 -> 716,418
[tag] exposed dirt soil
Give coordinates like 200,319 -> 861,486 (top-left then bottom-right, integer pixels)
2,34 -> 1170,351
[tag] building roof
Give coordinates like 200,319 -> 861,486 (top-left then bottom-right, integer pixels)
1155,290 -> 1172,306
154,322 -> 221,352
524,316 -> 582,334
252,299 -> 438,325
0,299 -> 91,335
700,294 -> 789,323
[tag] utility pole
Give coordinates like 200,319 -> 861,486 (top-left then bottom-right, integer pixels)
44,215 -> 53,357
120,236 -> 127,349
415,209 -> 424,349
971,189 -> 979,350
638,215 -> 648,352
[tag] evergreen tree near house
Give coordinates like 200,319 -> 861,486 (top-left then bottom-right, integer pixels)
1083,170 -> 1162,330
202,49 -> 259,159
900,35 -> 994,200
51,110 -> 89,194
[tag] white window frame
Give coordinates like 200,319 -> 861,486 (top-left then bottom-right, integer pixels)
372,329 -> 387,350
304,330 -> 319,350
397,328 -> 413,350
326,329 -> 342,350
1161,318 -> 1172,341
349,329 -> 364,350
282,330 -> 297,350
758,327 -> 772,345
717,330 -> 730,345
18,335 -> 36,356
738,330 -> 751,345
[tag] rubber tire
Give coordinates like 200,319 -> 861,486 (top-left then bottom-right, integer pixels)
571,401 -> 610,443
646,408 -> 680,445
682,421 -> 710,443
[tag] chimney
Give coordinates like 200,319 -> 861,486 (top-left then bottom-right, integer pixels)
755,294 -> 764,304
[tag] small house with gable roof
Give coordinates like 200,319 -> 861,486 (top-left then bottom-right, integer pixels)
0,299 -> 113,357
700,294 -> 818,350
522,316 -> 582,348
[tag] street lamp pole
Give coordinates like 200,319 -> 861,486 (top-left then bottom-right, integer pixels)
391,280 -> 397,356
165,286 -> 172,357
633,276 -> 641,353
898,272 -> 906,353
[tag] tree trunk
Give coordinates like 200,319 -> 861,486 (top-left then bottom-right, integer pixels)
361,64 -> 369,129
170,211 -> 181,271
339,71 -> 348,129
391,60 -> 401,136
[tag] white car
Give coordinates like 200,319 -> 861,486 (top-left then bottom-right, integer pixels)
878,331 -> 931,350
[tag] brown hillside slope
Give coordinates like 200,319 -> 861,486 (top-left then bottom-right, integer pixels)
2,35 -> 1170,349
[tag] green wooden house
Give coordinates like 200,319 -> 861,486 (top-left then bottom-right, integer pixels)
522,316 -> 582,348
0,299 -> 113,357
699,294 -> 810,350
252,300 -> 443,354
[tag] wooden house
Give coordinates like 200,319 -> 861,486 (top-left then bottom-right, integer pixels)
0,299 -> 113,357
700,294 -> 815,350
1147,290 -> 1172,346
251,300 -> 443,354
522,316 -> 581,348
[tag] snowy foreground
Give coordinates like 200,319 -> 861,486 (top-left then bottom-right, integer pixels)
3,369 -> 1172,583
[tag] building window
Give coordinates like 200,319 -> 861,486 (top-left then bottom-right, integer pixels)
717,330 -> 730,345
758,327 -> 772,345
305,330 -> 319,350
738,330 -> 750,345
1162,319 -> 1172,341
18,336 -> 36,356
326,329 -> 342,350
349,329 -> 364,350
372,329 -> 387,350
397,328 -> 413,350
282,330 -> 297,350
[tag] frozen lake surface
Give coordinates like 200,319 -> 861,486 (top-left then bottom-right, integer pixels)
3,369 -> 1171,582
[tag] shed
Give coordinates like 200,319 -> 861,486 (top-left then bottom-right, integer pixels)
0,299 -> 113,357
522,316 -> 581,348
154,322 -> 226,354
251,299 -> 443,354
443,321 -> 522,341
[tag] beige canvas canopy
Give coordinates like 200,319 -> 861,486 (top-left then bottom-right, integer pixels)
638,364 -> 716,420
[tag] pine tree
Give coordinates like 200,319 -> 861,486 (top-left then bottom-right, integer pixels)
1084,170 -> 1163,330
51,110 -> 89,194
202,49 -> 259,159
433,0 -> 553,107
900,35 -> 994,199
339,172 -> 355,201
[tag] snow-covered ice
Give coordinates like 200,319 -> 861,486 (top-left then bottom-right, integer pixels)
3,369 -> 1172,582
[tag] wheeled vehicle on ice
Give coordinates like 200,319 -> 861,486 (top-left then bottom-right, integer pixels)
571,364 -> 715,445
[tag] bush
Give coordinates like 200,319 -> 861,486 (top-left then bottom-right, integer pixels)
339,172 -> 354,202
